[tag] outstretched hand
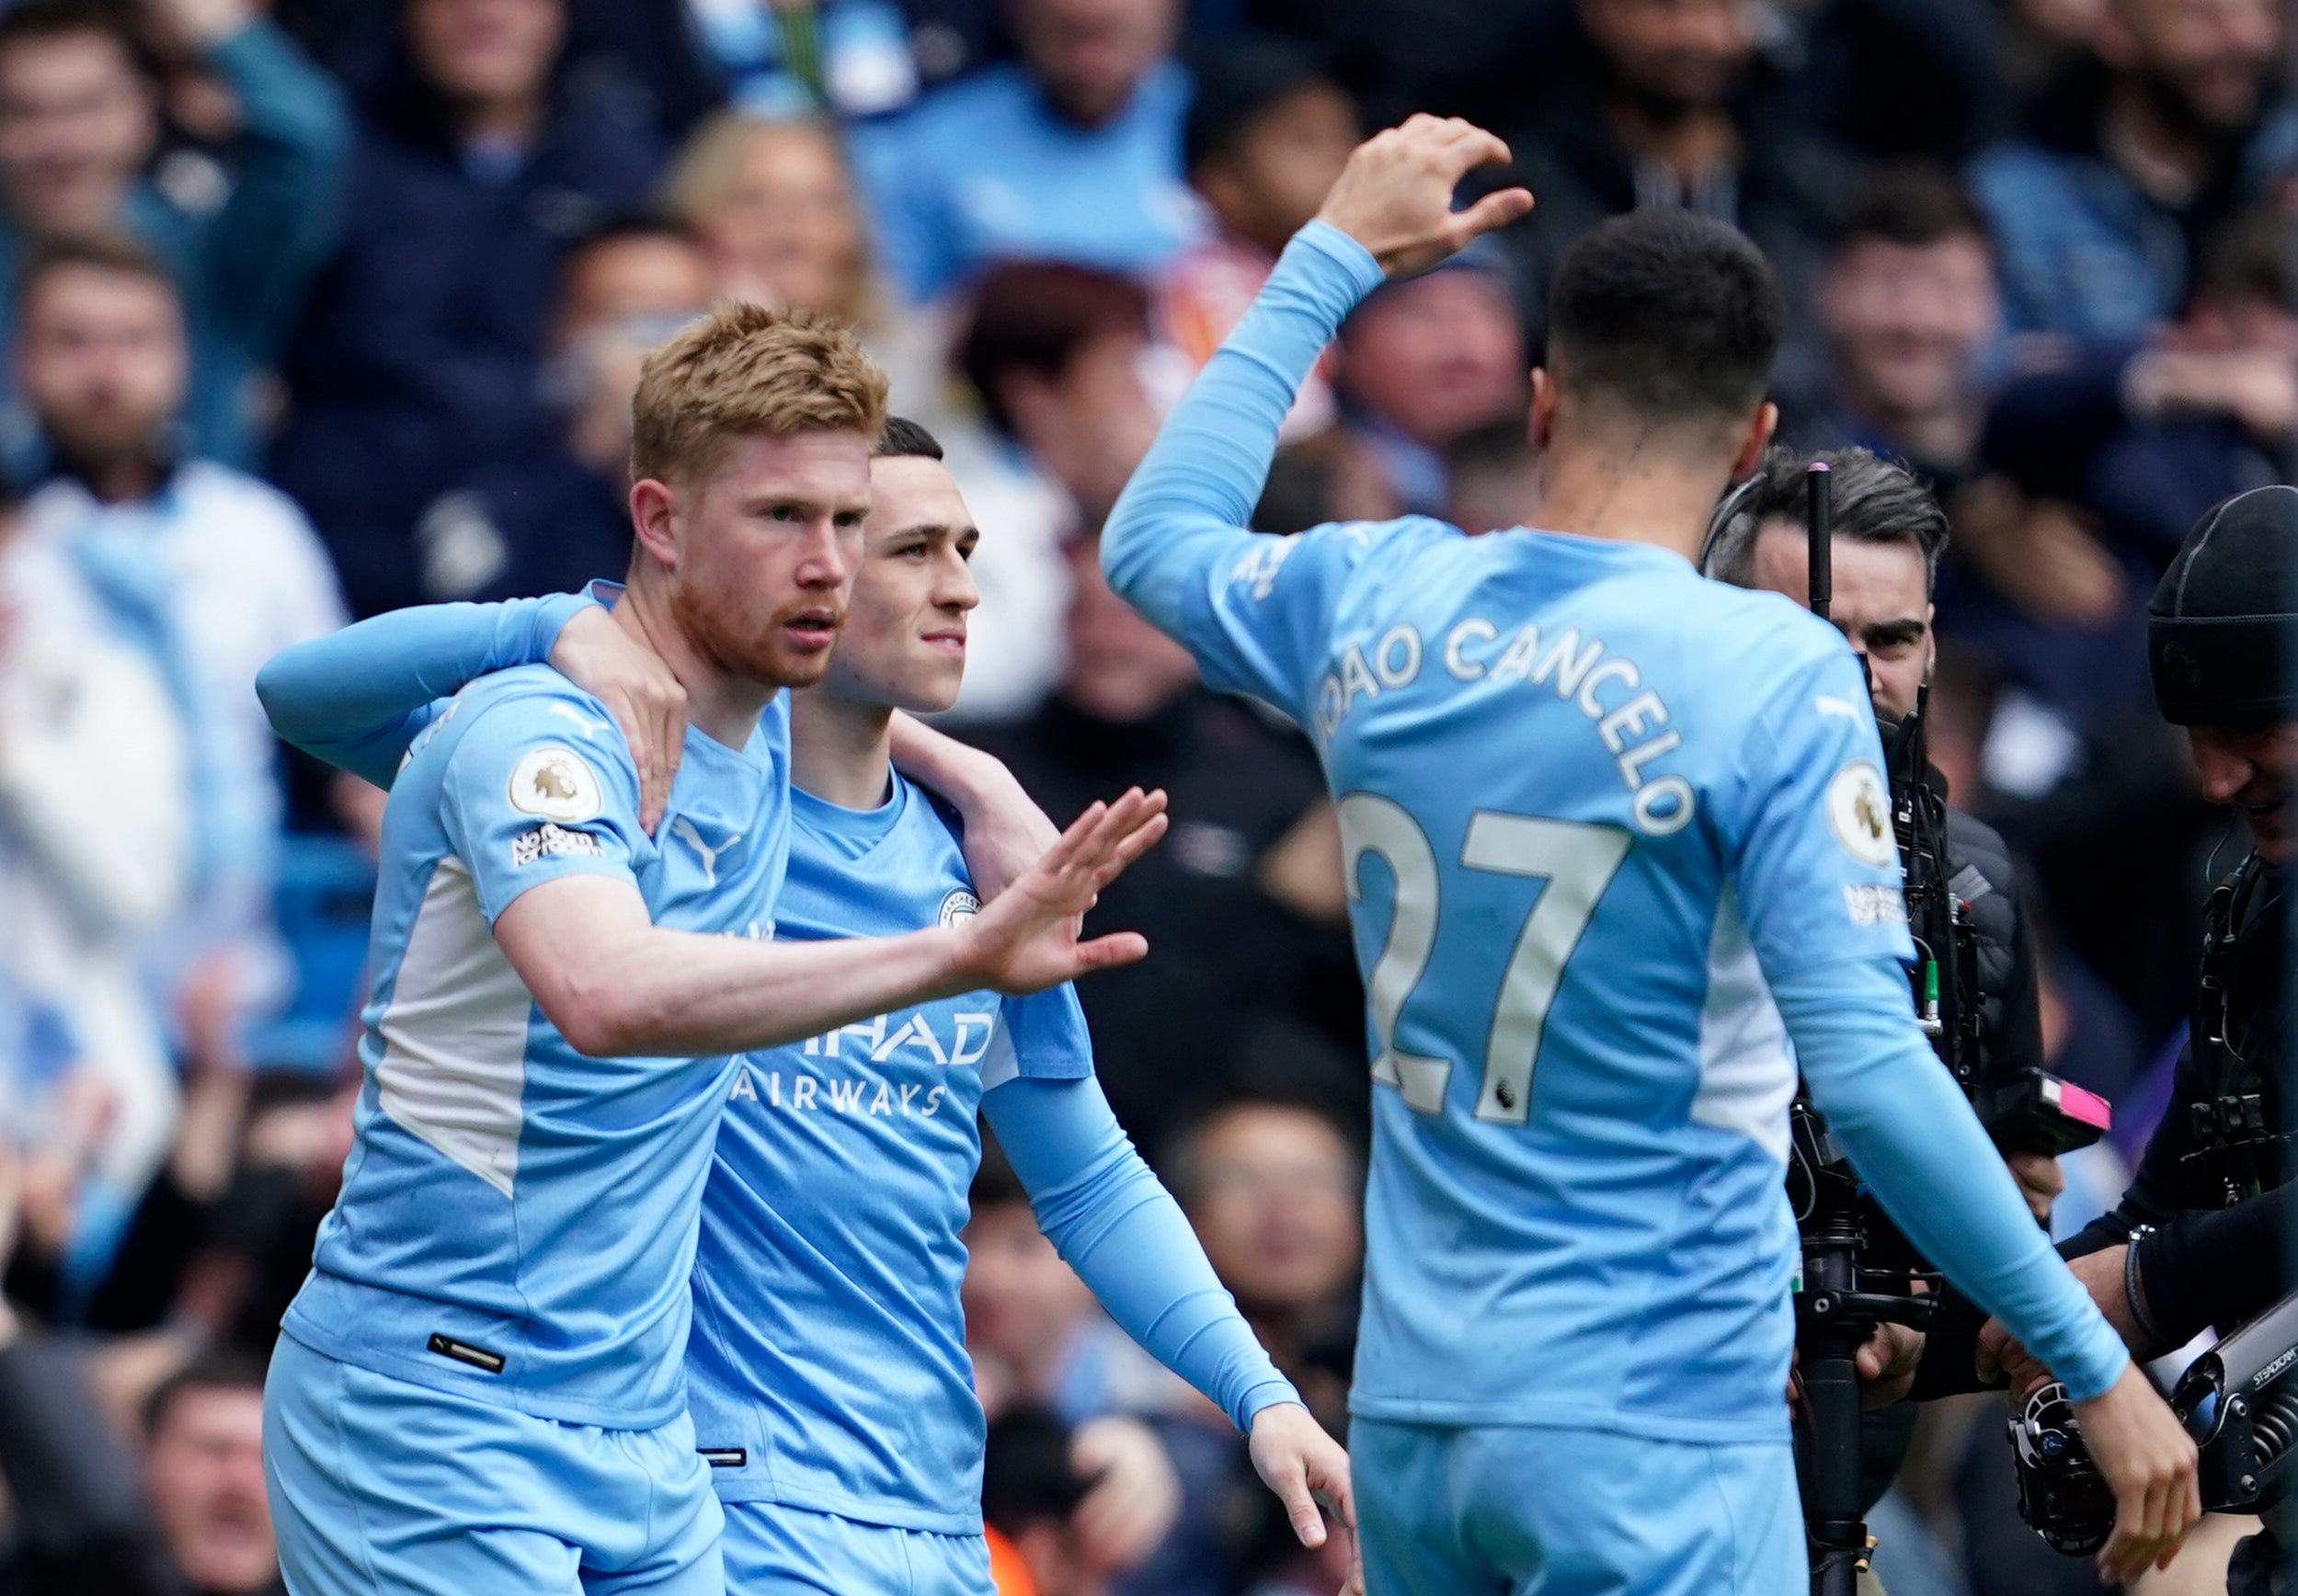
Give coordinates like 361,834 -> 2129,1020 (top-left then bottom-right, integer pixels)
949,788 -> 1169,995
1314,114 -> 1534,281
1247,1403 -> 1363,1596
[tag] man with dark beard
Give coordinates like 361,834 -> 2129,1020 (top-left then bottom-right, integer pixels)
12,233 -> 344,1078
1972,0 -> 2296,351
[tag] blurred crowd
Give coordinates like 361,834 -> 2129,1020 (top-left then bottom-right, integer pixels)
0,0 -> 2291,1592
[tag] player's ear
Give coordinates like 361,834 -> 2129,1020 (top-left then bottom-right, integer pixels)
1730,402 -> 1778,481
1528,369 -> 1557,450
629,478 -> 682,573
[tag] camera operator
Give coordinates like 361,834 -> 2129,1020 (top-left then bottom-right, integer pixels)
1708,446 -> 2069,1541
1709,446 -> 2064,1221
1892,483 -> 2297,1594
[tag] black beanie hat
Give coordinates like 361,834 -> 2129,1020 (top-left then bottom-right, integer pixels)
2149,484 -> 2298,727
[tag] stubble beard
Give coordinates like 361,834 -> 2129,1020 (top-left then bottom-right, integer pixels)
669,574 -> 844,692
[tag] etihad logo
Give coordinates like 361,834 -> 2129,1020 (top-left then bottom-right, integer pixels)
730,1065 -> 954,1120
801,1007 -> 998,1067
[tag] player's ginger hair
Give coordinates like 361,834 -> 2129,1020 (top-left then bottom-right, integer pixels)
629,302 -> 888,488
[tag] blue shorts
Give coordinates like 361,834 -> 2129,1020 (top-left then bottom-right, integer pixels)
1351,1419 -> 1801,1596
264,1334 -> 723,1596
720,1499 -> 989,1596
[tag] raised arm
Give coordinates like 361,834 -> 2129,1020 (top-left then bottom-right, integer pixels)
256,595 -> 594,787
981,1071 -> 1356,1576
1100,118 -> 1528,719
257,593 -> 694,829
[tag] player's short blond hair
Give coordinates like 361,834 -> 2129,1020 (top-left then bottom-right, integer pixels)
630,302 -> 887,488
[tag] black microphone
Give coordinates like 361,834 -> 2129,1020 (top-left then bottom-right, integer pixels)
1807,461 -> 1832,623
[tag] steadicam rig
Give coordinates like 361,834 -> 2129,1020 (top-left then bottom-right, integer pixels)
2012,1291 -> 2298,1555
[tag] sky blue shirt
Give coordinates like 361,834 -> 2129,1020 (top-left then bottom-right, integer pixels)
257,592 -> 1295,1466
282,667 -> 793,1429
686,776 -> 1092,1532
849,60 -> 1201,302
1101,221 -> 2131,1432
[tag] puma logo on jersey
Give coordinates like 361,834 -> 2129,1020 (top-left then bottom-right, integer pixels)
548,702 -> 611,739
671,815 -> 739,887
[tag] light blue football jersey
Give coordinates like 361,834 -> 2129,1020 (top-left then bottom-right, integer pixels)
283,667 -> 793,1429
1162,518 -> 1915,1442
684,775 -> 1091,1534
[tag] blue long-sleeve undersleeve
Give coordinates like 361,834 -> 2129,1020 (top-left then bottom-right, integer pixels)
1778,956 -> 2131,1402
1102,220 -> 1386,633
255,593 -> 596,789
980,1075 -> 1300,1433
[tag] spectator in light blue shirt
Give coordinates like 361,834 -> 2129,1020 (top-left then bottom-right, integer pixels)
850,0 -> 1201,303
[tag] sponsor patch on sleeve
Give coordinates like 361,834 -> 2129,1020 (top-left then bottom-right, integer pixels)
509,745 -> 604,823
512,822 -> 606,868
1824,761 -> 1895,867
1843,884 -> 1908,929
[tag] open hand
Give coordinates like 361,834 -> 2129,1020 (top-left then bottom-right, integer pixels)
1247,1402 -> 1363,1596
550,605 -> 687,834
1314,114 -> 1534,280
950,789 -> 1169,994
2072,1363 -> 2201,1585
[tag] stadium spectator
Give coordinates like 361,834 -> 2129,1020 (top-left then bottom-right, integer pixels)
1332,250 -> 1523,515
1931,209 -> 2294,1035
1783,164 -> 2004,489
1954,207 -> 2298,730
140,1354 -> 279,1596
966,533 -> 1350,1155
964,1152 -> 1220,1596
943,259 -> 1166,721
1487,0 -> 1847,386
957,259 -> 1164,530
13,235 -> 345,1079
980,1406 -> 1124,1596
661,112 -> 946,412
407,218 -> 710,605
1163,1096 -> 1359,1392
269,0 -> 668,620
849,0 -> 1198,303
1156,37 -> 1355,440
0,0 -> 348,470
1971,0 -> 2297,349
0,475 -> 188,1291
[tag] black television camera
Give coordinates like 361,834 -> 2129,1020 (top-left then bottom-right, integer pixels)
2011,1290 -> 2298,1554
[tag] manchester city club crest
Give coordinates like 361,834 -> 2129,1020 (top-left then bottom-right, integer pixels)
938,888 -> 980,927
